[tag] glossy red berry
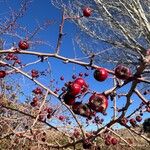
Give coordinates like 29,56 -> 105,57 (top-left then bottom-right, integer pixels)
130,118 -> 136,127
32,87 -> 42,95
83,7 -> 92,17
0,70 -> 6,78
63,93 -> 76,105
18,40 -> 29,50
31,69 -> 39,78
73,129 -> 80,138
88,93 -> 108,113
47,107 -> 53,114
136,116 -> 142,122
114,65 -> 131,80
68,83 -> 81,96
94,68 -> 108,81
59,115 -> 65,121
111,137 -> 118,145
74,78 -> 87,87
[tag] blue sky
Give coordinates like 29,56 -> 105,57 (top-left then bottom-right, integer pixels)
1,0 -> 149,130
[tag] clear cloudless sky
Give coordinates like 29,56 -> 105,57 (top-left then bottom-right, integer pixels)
0,0 -> 149,130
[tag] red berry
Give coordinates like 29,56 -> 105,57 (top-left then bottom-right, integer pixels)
68,83 -> 81,96
32,97 -> 38,103
18,40 -> 29,50
63,93 -> 76,105
114,65 -> 131,80
74,78 -> 87,87
73,129 -> 80,138
0,70 -> 6,78
32,87 -> 42,95
94,68 -> 108,81
31,69 -> 39,78
47,107 -> 53,114
136,116 -> 142,122
111,137 -> 118,145
59,115 -> 65,121
130,118 -> 136,127
120,117 -> 128,126
105,139 -> 111,146
88,93 -> 108,113
7,53 -> 14,58
83,7 -> 92,17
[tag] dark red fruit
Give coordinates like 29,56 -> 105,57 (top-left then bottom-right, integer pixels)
32,87 -> 42,95
18,40 -> 29,50
63,93 -> 76,105
7,53 -> 14,58
0,70 -> 6,78
83,7 -> 92,17
59,115 -> 65,121
74,78 -> 87,87
120,117 -> 128,126
136,116 -> 142,122
47,107 -> 53,114
68,83 -> 81,96
111,137 -> 118,145
105,139 -> 111,146
130,118 -> 136,127
32,97 -> 38,103
114,65 -> 131,80
38,113 -> 46,121
73,129 -> 80,138
31,69 -> 39,78
94,68 -> 108,81
88,93 -> 108,113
